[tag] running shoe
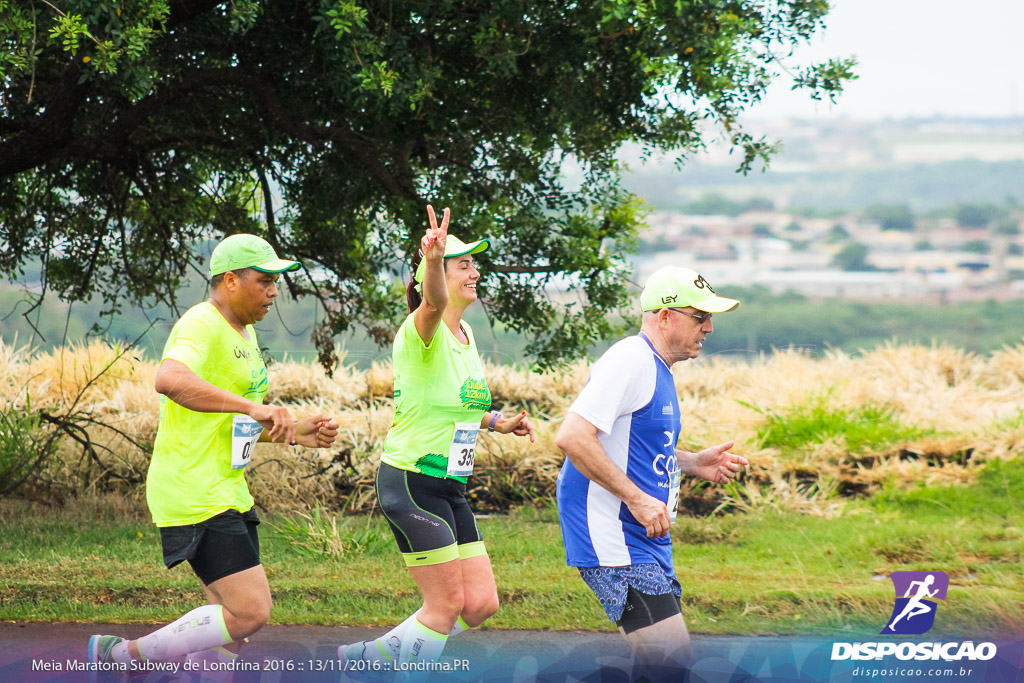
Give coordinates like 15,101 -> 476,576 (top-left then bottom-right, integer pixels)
87,635 -> 124,682
338,640 -> 365,663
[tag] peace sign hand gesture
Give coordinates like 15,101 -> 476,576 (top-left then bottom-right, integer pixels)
412,203 -> 453,339
422,204 -> 450,264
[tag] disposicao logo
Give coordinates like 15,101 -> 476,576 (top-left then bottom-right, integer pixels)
881,570 -> 949,635
831,570 -> 997,663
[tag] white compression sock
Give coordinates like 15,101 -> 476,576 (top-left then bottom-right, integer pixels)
342,611 -> 467,665
109,641 -> 133,664
183,644 -> 241,683
448,615 -> 470,638
131,604 -> 233,661
398,618 -> 448,664
363,611 -> 422,663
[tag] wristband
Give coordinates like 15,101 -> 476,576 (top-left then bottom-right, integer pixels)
488,412 -> 502,432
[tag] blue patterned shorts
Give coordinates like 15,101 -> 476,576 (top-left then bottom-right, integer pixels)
578,563 -> 682,622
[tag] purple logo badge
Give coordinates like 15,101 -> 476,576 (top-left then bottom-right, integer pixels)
881,571 -> 949,635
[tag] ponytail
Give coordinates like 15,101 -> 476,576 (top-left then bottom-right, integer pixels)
406,248 -> 425,313
406,280 -> 422,313
406,247 -> 447,313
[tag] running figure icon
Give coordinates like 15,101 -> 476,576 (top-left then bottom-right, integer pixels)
881,571 -> 949,635
888,574 -> 938,631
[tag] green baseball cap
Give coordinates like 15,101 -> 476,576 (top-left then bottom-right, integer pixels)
640,266 -> 739,313
414,235 -> 490,282
209,234 -> 301,277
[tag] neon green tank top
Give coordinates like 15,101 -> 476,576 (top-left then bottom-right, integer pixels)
147,302 -> 268,526
381,314 -> 492,482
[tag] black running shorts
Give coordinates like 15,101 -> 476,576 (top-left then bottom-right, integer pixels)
159,508 -> 261,585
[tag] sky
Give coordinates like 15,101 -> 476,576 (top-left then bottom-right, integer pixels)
747,0 -> 1024,120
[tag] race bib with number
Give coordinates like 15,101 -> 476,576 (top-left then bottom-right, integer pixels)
231,415 -> 264,470
667,467 -> 682,523
447,422 -> 480,477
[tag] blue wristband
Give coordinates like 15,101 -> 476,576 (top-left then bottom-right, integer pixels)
488,412 -> 502,432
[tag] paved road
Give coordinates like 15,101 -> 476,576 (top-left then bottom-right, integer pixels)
1,622 -> 635,683
1,622 -> 1021,683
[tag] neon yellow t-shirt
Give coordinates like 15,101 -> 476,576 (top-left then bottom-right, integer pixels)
381,314 -> 492,482
147,302 -> 268,527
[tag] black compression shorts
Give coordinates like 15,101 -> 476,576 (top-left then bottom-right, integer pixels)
616,585 -> 683,634
376,462 -> 486,566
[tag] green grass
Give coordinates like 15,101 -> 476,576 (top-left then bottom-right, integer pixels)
1,458 -> 1022,637
870,453 -> 1024,519
741,391 -> 932,455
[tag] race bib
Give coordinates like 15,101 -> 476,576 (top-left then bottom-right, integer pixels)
231,415 -> 264,470
668,467 -> 682,523
447,422 -> 479,477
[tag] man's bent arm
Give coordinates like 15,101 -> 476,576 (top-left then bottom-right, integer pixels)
155,359 -> 295,444
555,412 -> 671,538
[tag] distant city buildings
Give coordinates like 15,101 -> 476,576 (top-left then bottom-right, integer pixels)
637,208 -> 1024,303
631,117 -> 1024,302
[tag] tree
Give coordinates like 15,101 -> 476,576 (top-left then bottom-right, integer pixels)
955,203 -> 1007,229
744,197 -> 775,212
827,223 -> 850,243
831,242 -> 873,272
683,192 -> 743,217
0,0 -> 854,368
864,203 -> 915,232
963,240 -> 989,255
995,220 -> 1021,236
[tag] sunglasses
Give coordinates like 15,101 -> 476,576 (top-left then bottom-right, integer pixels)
666,308 -> 712,325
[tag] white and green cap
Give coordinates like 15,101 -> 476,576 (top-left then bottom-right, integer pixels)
640,266 -> 739,313
209,234 -> 301,277
414,235 -> 490,282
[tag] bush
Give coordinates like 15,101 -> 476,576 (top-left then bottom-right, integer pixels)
0,399 -> 59,496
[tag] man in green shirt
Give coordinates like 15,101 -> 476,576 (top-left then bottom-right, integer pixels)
89,234 -> 339,672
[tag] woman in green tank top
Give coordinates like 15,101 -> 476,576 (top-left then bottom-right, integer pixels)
338,205 -> 536,669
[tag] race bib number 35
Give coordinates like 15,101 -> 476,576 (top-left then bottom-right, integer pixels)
231,415 -> 264,470
447,422 -> 479,477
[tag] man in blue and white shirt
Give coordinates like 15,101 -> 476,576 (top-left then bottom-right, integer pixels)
555,266 -> 748,678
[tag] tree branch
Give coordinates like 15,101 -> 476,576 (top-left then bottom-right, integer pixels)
0,63 -> 89,176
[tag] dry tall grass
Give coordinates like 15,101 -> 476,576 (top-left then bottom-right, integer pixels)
1,338 -> 1022,514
